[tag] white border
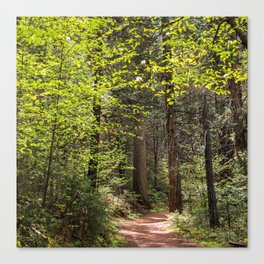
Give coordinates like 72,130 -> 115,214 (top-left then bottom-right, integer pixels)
0,0 -> 263,263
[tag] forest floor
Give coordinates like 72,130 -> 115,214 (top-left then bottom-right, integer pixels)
118,211 -> 199,247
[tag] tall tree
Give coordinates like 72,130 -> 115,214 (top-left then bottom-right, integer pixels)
162,17 -> 182,213
201,93 -> 220,228
87,90 -> 101,189
133,118 -> 149,207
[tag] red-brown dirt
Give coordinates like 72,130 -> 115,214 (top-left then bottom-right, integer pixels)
119,211 -> 198,247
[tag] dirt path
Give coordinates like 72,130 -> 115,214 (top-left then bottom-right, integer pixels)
119,211 -> 198,247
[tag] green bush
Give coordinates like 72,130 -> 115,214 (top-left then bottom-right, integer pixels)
148,189 -> 168,212
101,187 -> 143,218
169,211 -> 225,247
17,178 -> 122,247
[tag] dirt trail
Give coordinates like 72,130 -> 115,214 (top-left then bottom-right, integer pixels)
119,211 -> 198,247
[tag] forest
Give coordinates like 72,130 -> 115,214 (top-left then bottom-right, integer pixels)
17,16 -> 247,247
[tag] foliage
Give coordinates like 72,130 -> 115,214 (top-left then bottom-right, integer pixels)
216,156 -> 247,243
169,211 -> 226,247
179,154 -> 247,244
17,180 -> 122,247
17,16 -> 247,247
148,189 -> 168,212
101,187 -> 144,218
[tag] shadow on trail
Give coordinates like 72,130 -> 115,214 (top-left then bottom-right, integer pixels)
119,212 -> 198,247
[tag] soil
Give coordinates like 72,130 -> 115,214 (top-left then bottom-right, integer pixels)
119,211 -> 198,247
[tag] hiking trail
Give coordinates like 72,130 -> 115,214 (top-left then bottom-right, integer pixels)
119,211 -> 198,247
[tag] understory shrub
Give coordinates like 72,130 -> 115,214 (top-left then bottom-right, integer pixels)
17,179 -> 122,247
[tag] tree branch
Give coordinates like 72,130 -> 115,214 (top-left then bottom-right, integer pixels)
226,17 -> 247,49
212,18 -> 227,44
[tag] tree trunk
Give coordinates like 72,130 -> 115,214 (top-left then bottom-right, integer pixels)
162,17 -> 182,213
42,94 -> 60,208
153,127 -> 158,189
201,93 -> 220,228
42,123 -> 56,208
87,100 -> 101,189
42,63 -> 62,207
166,102 -> 182,212
133,119 -> 150,208
229,78 -> 247,161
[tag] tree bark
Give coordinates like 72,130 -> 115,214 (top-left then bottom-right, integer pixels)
133,119 -> 150,208
153,127 -> 158,189
166,101 -> 182,212
87,100 -> 101,189
201,93 -> 220,228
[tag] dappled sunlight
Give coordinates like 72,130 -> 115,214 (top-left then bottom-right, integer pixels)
119,212 -> 198,247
